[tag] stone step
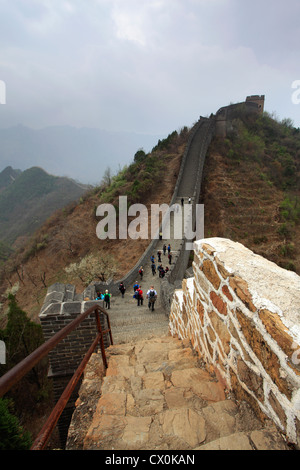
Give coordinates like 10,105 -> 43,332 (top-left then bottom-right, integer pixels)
67,335 -> 289,451
196,429 -> 288,451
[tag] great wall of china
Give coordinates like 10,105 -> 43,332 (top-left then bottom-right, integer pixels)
38,96 -> 300,450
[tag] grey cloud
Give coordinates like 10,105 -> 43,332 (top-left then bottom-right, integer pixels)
0,0 -> 299,140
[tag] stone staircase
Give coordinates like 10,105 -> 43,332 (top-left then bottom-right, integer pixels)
66,334 -> 289,450
100,197 -> 188,345
64,119 -> 291,451
66,242 -> 290,451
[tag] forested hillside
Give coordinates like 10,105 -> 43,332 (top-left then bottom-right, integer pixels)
0,128 -> 188,322
0,110 -> 299,449
0,166 -> 89,250
0,110 -> 299,324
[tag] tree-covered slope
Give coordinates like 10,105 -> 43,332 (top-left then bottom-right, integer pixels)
202,110 -> 300,273
0,166 -> 89,247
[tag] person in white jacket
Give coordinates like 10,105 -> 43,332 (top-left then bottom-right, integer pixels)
146,286 -> 157,311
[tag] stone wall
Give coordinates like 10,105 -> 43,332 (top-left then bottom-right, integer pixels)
215,95 -> 264,137
169,238 -> 300,445
246,94 -> 265,112
160,118 -> 215,309
95,117 -> 215,297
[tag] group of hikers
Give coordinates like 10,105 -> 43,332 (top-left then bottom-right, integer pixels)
150,244 -> 173,278
95,243 -> 174,312
132,282 -> 158,311
95,281 -> 157,311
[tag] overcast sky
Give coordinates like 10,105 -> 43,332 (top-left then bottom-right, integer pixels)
0,0 -> 299,136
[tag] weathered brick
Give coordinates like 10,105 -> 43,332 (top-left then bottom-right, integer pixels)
210,309 -> 231,355
237,359 -> 264,402
207,324 -> 216,343
268,390 -> 287,430
210,291 -> 227,316
196,299 -> 205,326
202,259 -> 221,290
229,276 -> 256,312
222,285 -> 233,302
235,308 -> 292,399
215,259 -> 232,280
259,310 -> 297,361
202,243 -> 216,256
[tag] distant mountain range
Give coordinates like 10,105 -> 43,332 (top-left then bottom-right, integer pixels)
0,125 -> 164,184
0,166 -> 90,251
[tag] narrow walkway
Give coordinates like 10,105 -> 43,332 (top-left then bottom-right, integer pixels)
107,196 -> 187,344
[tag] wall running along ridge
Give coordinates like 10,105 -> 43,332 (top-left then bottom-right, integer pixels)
169,238 -> 300,445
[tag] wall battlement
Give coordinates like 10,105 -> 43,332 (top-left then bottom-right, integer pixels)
215,95 -> 265,137
246,94 -> 265,111
169,238 -> 300,446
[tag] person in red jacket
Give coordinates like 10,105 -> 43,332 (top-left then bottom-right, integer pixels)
136,287 -> 144,306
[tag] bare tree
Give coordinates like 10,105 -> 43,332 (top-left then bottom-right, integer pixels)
65,252 -> 117,286
101,167 -> 112,187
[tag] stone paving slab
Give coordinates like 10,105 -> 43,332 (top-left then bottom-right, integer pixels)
78,335 -> 290,451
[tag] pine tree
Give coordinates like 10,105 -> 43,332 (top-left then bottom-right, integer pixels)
0,295 -> 49,416
0,398 -> 32,450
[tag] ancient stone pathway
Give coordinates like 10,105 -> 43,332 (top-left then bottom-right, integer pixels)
101,119 -> 210,344
105,195 -> 186,345
66,121 -> 290,451
67,335 -> 289,450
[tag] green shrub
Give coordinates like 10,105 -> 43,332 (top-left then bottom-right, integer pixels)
0,398 -> 32,450
280,195 -> 300,224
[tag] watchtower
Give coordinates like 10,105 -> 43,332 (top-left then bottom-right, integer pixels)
215,95 -> 265,137
246,95 -> 265,113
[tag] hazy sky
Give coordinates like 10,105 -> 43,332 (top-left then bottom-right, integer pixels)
0,0 -> 299,135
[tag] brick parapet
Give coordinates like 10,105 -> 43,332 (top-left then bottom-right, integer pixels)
169,238 -> 300,446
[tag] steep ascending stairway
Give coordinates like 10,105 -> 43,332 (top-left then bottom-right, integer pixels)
106,196 -> 187,344
63,116 -> 291,451
176,118 -> 211,198
67,335 -> 289,450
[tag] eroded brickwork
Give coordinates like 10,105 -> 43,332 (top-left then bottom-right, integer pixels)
169,238 -> 300,445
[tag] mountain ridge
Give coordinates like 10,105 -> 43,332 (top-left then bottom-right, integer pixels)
0,110 -> 299,323
0,166 -> 90,249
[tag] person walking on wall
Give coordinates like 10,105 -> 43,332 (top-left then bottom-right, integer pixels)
147,286 -> 157,311
119,282 -> 126,298
136,286 -> 144,306
151,262 -> 156,275
104,290 -> 111,309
